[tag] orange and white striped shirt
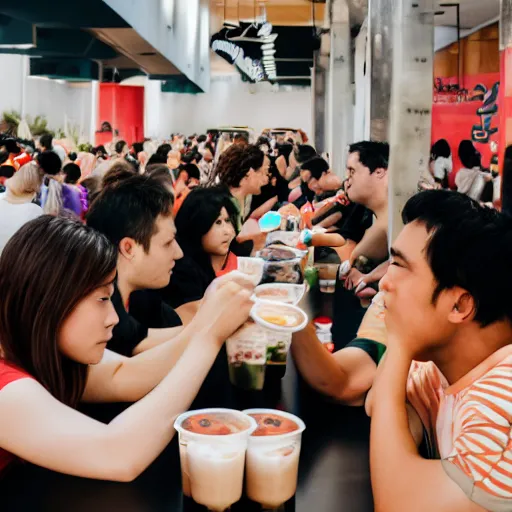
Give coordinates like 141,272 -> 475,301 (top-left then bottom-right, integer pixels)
407,346 -> 512,512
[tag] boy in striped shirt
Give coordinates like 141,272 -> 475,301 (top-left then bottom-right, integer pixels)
370,190 -> 512,512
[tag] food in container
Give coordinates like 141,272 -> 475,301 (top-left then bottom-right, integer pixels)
251,301 -> 308,333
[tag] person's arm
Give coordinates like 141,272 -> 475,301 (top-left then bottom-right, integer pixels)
291,323 -> 378,406
349,223 -> 388,266
85,272 -> 254,403
250,196 -> 278,220
370,349 -> 485,512
135,325 -> 183,354
345,260 -> 390,291
318,212 -> 342,229
0,331 -> 223,482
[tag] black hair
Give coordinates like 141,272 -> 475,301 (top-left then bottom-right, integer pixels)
132,142 -> 144,156
68,152 -> 78,162
179,163 -> 200,182
87,175 -> 174,253
348,141 -> 389,173
4,139 -> 20,154
115,140 -> 127,155
431,139 -> 451,160
156,144 -> 172,157
301,156 -> 330,180
147,153 -> 167,166
0,150 -> 9,166
39,133 -> 53,151
458,140 -> 481,169
256,136 -> 271,151
0,165 -> 15,179
62,163 -> 82,185
197,134 -> 207,144
37,150 -> 62,176
182,151 -> 200,164
277,143 -> 293,163
402,190 -> 512,327
295,144 -> 317,164
175,187 -> 238,282
92,145 -> 107,157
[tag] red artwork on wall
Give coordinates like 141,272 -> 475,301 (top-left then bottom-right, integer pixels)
432,73 -> 500,188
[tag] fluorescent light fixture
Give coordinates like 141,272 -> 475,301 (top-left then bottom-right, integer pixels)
262,56 -> 275,62
261,43 -> 274,50
0,43 -> 34,49
263,49 -> 276,56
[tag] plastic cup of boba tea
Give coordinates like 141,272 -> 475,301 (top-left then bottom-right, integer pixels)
243,409 -> 306,511
174,408 -> 257,511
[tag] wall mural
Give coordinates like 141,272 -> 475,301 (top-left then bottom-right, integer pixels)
471,82 -> 499,144
431,73 -> 501,182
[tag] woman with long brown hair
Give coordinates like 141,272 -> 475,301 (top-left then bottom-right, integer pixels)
0,215 -> 253,480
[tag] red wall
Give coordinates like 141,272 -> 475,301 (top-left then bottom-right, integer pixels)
432,73 -> 500,187
97,84 -> 144,145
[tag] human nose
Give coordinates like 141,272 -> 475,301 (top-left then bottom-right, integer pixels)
106,302 -> 119,329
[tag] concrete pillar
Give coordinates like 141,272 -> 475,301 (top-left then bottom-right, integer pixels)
89,80 -> 99,144
328,0 -> 353,177
388,0 -> 435,242
500,0 -> 512,214
369,0 -> 393,142
312,32 -> 329,154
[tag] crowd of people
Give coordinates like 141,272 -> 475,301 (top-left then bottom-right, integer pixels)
0,127 -> 511,512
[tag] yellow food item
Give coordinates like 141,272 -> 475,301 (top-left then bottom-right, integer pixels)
261,315 -> 288,326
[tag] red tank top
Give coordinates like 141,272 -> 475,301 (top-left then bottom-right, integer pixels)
0,361 -> 31,474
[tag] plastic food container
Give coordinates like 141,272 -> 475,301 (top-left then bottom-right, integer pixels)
251,301 -> 308,334
174,408 -> 257,511
243,409 -> 306,509
253,283 -> 306,305
237,257 -> 265,286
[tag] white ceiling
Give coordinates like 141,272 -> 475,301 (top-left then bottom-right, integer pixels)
434,0 -> 499,30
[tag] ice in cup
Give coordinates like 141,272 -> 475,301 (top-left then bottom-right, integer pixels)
174,409 -> 257,511
226,321 -> 268,391
243,409 -> 306,509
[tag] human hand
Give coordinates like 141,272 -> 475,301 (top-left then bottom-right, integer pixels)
344,268 -> 366,290
193,272 -> 255,344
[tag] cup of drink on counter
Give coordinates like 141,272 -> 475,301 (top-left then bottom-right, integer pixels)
174,408 -> 257,511
243,409 -> 306,510
315,263 -> 339,293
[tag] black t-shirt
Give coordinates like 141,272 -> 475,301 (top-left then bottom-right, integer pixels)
333,202 -> 373,243
161,255 -> 213,309
109,284 -> 182,356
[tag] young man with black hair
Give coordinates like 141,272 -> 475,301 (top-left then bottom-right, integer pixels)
87,174 -> 255,410
86,175 -> 186,357
370,190 -> 512,512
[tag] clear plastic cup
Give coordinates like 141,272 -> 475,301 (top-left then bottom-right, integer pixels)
316,263 -> 339,293
226,322 -> 268,391
237,257 -> 265,286
243,409 -> 306,510
174,408 -> 257,511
